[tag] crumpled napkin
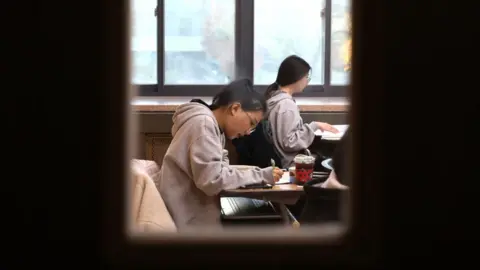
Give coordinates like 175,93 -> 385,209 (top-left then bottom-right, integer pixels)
222,149 -> 229,164
318,170 -> 349,190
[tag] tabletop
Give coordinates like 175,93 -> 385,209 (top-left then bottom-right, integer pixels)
221,184 -> 304,205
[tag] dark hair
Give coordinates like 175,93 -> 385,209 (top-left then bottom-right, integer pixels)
265,55 -> 312,98
203,78 -> 267,113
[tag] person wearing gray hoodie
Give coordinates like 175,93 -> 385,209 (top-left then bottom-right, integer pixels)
264,55 -> 339,169
158,79 -> 283,231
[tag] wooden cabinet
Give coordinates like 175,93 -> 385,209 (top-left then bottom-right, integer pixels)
144,133 -> 173,168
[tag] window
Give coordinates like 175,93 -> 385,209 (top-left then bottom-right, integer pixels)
254,0 -> 325,85
164,0 -> 235,85
331,0 -> 351,85
131,0 -> 157,85
132,0 -> 351,96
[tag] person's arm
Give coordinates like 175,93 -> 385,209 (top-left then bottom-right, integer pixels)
220,134 -> 229,165
275,109 -> 319,152
189,135 -> 274,196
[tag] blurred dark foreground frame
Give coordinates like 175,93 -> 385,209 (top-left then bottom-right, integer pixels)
101,0 -> 384,267
8,0 -> 478,266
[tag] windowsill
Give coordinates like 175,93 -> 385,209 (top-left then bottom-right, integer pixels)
132,96 -> 349,112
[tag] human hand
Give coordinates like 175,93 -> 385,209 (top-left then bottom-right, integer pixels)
315,122 -> 340,133
272,167 -> 284,182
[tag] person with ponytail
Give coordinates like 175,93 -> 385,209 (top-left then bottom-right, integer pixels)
158,78 -> 283,231
264,55 -> 339,169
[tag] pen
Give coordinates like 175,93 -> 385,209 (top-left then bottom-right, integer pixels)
270,159 -> 276,179
271,159 -> 288,171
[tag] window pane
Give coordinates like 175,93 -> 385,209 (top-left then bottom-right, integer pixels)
254,0 -> 325,85
330,0 -> 351,85
131,0 -> 157,84
164,0 -> 235,85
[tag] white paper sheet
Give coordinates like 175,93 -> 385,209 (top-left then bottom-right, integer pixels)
314,124 -> 349,140
276,171 -> 292,184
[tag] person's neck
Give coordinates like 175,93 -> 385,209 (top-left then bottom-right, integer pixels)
212,108 -> 226,132
279,86 -> 295,96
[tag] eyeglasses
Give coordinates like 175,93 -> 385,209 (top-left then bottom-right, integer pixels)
244,111 -> 258,133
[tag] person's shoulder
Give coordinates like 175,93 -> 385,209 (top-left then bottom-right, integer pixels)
191,114 -> 222,137
275,98 -> 299,113
279,98 -> 297,106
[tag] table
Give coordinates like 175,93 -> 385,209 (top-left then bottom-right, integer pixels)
221,184 -> 304,226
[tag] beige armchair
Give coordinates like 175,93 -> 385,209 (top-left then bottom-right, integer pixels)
129,159 -> 176,233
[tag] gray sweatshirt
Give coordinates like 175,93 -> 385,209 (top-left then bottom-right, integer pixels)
266,90 -> 320,168
158,102 -> 274,230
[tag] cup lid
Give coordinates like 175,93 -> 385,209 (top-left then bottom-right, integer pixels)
293,154 -> 315,164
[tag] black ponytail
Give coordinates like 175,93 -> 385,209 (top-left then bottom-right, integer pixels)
264,81 -> 280,99
265,55 -> 312,99
205,78 -> 267,113
190,98 -> 212,109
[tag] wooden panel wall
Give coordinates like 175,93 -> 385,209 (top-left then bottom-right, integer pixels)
143,133 -> 173,168
137,112 -> 347,168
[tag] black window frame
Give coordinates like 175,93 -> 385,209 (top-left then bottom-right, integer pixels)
136,0 -> 349,97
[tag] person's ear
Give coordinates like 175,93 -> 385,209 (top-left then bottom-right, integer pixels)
230,103 -> 241,116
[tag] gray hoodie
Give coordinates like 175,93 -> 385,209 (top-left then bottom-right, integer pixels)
266,90 -> 320,168
158,102 -> 274,230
